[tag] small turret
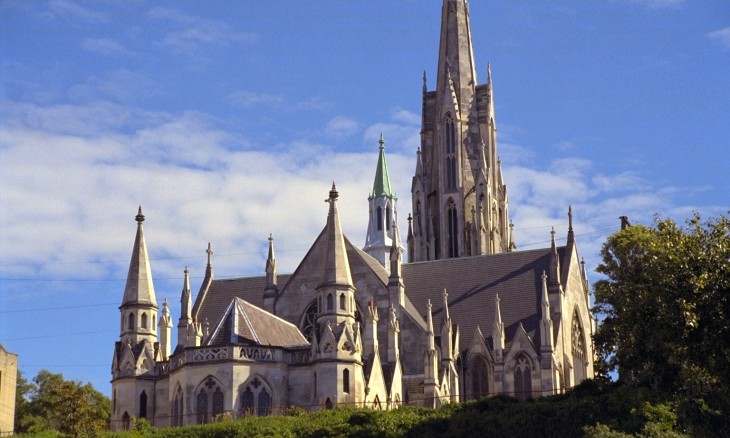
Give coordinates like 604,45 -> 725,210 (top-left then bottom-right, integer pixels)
540,271 -> 554,354
263,234 -> 278,313
158,299 -> 173,361
177,267 -> 192,349
492,294 -> 505,362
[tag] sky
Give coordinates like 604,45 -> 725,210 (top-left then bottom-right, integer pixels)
0,0 -> 728,397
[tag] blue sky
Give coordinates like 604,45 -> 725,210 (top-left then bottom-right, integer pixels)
1,0 -> 728,397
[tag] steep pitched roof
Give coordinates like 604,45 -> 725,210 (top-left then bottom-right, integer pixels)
401,247 -> 567,350
193,274 -> 291,327
207,297 -> 309,348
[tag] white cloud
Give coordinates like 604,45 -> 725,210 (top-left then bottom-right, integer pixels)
45,0 -> 107,22
146,7 -> 257,55
325,116 -> 359,139
707,27 -> 730,48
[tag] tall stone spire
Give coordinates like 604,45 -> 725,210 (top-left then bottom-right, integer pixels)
263,234 -> 278,313
364,135 -> 402,268
119,206 -> 158,346
321,183 -> 353,289
412,0 -> 511,262
121,207 -> 157,308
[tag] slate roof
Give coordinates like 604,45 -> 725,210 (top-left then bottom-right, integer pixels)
401,247 -> 567,350
193,274 -> 291,327
207,297 -> 309,348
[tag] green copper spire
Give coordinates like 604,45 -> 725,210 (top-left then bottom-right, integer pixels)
371,133 -> 395,199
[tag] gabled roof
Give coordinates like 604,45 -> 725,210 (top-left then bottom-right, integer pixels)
207,297 -> 309,348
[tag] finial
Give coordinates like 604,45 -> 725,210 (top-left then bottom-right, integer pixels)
416,146 -> 421,157
327,182 -> 339,202
268,233 -> 273,243
206,242 -> 213,267
541,270 -> 547,282
442,288 -> 448,301
379,133 -> 385,150
135,206 -> 145,223
551,226 -> 556,238
495,293 -> 500,305
422,70 -> 427,91
487,62 -> 492,83
427,298 -> 432,312
184,266 -> 189,275
407,213 -> 412,224
568,206 -> 574,232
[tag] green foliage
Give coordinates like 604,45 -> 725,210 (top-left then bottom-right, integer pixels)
96,382 -> 693,438
593,212 -> 730,435
14,369 -> 110,437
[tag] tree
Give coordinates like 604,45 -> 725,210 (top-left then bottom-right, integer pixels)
593,213 -> 730,434
14,370 -> 110,436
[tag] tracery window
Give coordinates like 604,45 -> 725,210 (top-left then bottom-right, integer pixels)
447,200 -> 458,258
445,114 -> 457,190
239,377 -> 272,417
300,301 -> 319,342
572,312 -> 587,383
471,356 -> 490,399
196,377 -> 224,424
513,354 -> 532,401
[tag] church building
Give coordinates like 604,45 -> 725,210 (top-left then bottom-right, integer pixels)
110,0 -> 595,430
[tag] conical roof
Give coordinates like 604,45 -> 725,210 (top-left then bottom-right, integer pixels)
371,134 -> 395,199
121,207 -> 157,308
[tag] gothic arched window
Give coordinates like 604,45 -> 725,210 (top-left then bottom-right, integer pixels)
513,354 -> 532,401
572,312 -> 587,384
128,312 -> 135,330
239,377 -> 272,417
447,200 -> 458,258
327,294 -> 334,311
386,205 -> 391,230
122,412 -> 130,431
141,312 -> 148,330
343,369 -> 350,393
172,385 -> 183,427
139,391 -> 147,418
377,206 -> 383,231
471,356 -> 490,400
339,293 -> 346,311
196,377 -> 224,424
300,300 -> 319,342
444,114 -> 457,190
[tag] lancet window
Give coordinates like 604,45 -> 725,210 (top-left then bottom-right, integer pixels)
139,391 -> 147,418
172,385 -> 183,427
343,369 -> 350,393
445,114 -> 457,190
447,200 -> 458,258
377,206 -> 383,231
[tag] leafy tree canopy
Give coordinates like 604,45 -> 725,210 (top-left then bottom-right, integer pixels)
15,369 -> 110,437
593,212 -> 730,434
